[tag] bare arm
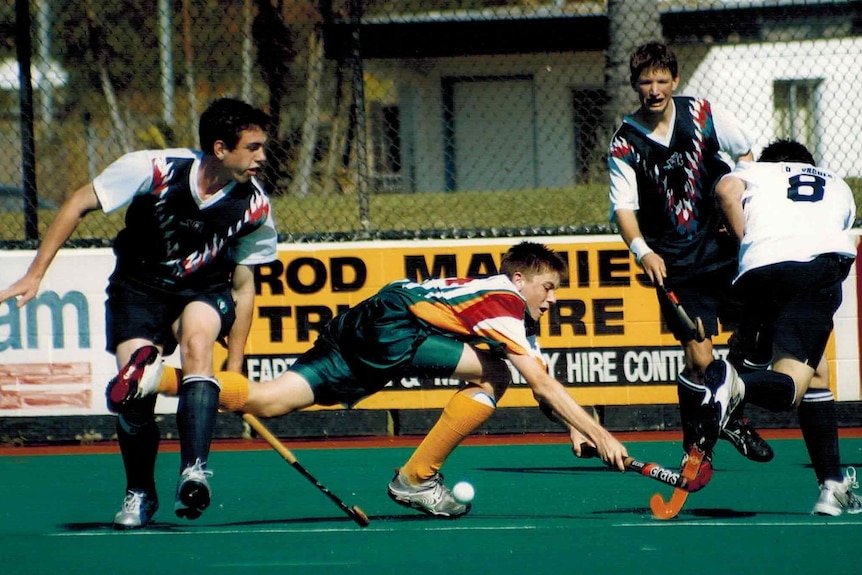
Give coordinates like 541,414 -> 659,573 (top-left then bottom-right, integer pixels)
0,183 -> 100,307
615,208 -> 666,286
225,264 -> 256,373
715,175 -> 746,241
509,352 -> 628,470
735,151 -> 754,164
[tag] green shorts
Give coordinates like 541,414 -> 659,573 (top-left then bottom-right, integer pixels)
291,286 -> 466,406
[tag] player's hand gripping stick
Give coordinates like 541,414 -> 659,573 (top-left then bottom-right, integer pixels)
578,443 -> 710,492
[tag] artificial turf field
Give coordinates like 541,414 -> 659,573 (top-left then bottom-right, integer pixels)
2,431 -> 861,575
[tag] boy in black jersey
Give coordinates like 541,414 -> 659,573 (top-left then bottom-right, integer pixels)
607,42 -> 772,465
0,98 -> 278,528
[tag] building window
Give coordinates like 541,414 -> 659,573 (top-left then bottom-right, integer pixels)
369,103 -> 403,193
773,79 -> 821,152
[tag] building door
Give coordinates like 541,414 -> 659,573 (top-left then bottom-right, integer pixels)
443,76 -> 536,191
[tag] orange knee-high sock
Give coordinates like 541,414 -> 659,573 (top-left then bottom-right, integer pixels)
157,366 -> 180,395
217,371 -> 250,411
156,367 -> 249,412
400,386 -> 496,483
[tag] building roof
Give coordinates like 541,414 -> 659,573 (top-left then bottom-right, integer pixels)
323,1 -> 862,59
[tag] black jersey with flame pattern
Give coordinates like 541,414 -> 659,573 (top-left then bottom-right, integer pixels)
94,149 -> 275,292
609,96 -> 736,276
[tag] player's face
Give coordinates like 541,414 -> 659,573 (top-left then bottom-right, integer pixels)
221,126 -> 268,183
514,270 -> 560,321
635,67 -> 679,117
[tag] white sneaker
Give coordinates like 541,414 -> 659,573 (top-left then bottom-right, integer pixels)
113,489 -> 159,530
813,468 -> 862,516
106,345 -> 164,412
387,471 -> 470,518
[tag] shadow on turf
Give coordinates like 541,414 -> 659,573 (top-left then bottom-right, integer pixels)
479,465 -> 613,475
59,517 -> 377,532
61,521 -> 194,532
591,507 -> 758,519
60,511 -> 606,531
60,514 -> 463,532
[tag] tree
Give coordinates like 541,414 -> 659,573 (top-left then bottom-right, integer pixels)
252,0 -> 297,187
288,18 -> 325,199
595,0 -> 662,179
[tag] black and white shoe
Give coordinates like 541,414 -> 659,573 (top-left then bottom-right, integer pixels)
721,418 -> 774,462
174,459 -> 213,520
703,359 -> 745,430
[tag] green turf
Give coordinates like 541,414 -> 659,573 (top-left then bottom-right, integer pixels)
1,437 -> 861,575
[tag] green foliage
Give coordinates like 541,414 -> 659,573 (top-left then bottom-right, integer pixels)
0,185 -> 611,244
277,185 -> 611,236
6,180 -> 862,245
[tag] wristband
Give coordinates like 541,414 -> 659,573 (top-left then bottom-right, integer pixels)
629,237 -> 654,264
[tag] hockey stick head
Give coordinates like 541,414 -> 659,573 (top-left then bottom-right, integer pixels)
684,458 -> 713,492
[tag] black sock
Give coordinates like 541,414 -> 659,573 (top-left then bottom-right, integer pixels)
116,396 -> 159,494
176,376 -> 220,471
739,370 -> 796,412
677,374 -> 706,450
798,390 -> 841,484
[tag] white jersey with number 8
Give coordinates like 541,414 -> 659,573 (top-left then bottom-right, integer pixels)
731,161 -> 856,282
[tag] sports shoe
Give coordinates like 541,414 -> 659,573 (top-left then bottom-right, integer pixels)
813,468 -> 862,516
113,489 -> 159,530
106,345 -> 164,412
174,458 -> 213,520
387,471 -> 470,518
721,418 -> 774,463
698,359 -> 746,450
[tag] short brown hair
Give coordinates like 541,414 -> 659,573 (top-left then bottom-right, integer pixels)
500,242 -> 567,279
630,42 -> 678,87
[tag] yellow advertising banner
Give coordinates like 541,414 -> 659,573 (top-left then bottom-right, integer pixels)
226,237 -> 834,410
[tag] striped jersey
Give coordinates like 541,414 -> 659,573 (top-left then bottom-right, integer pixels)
93,148 -> 277,290
731,161 -> 856,281
392,275 -> 546,367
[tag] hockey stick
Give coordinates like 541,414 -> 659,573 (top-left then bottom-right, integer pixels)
241,413 -> 371,527
578,444 -> 698,491
649,445 -> 710,520
659,285 -> 706,342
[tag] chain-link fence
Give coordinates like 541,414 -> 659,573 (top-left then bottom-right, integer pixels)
3,0 -> 861,244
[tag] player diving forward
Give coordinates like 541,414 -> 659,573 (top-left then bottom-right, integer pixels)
120,241 -> 630,518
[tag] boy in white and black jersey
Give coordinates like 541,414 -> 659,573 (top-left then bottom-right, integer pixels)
707,139 -> 861,515
0,98 -> 278,528
607,41 -> 772,466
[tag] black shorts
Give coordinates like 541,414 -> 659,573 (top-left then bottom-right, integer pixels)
732,254 -> 853,366
105,276 -> 236,355
659,264 -> 739,342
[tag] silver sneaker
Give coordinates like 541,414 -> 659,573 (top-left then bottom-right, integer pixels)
387,471 -> 470,518
813,467 -> 862,516
106,345 -> 164,412
113,489 -> 158,530
174,458 -> 213,520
